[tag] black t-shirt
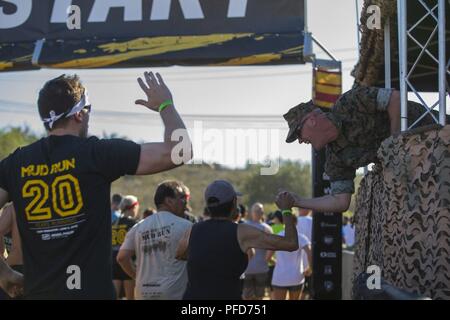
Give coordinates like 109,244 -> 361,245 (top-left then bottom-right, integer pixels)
0,135 -> 140,299
112,215 -> 136,252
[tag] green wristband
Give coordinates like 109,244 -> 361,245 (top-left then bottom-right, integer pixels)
159,100 -> 173,112
282,210 -> 292,216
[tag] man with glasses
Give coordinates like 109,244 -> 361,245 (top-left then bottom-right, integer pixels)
281,86 -> 449,214
117,180 -> 192,300
0,72 -> 192,299
180,184 -> 198,224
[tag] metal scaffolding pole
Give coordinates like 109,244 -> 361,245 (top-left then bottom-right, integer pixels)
384,17 -> 391,89
398,0 -> 408,131
397,0 -> 447,131
438,0 -> 447,125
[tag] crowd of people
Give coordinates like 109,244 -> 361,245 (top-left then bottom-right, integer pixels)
0,70 -> 441,300
110,180 -> 313,300
0,71 -> 307,300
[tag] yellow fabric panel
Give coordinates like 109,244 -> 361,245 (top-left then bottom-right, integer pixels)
315,71 -> 342,86
314,83 -> 342,95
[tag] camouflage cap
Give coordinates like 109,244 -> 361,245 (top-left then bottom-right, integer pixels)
283,100 -> 317,143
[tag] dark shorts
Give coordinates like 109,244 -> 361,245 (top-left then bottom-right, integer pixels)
303,275 -> 311,293
112,261 -> 132,281
243,273 -> 268,299
267,265 -> 275,290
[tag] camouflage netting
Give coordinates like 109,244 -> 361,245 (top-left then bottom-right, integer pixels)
353,125 -> 450,299
351,0 -> 397,86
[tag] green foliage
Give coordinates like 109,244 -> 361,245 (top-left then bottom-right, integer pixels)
0,126 -> 39,159
112,160 -> 312,217
242,160 -> 312,205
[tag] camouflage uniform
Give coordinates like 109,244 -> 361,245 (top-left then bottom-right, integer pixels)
284,86 -> 445,195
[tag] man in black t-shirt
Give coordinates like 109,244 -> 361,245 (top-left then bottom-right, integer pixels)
0,71 -> 192,299
112,195 -> 138,299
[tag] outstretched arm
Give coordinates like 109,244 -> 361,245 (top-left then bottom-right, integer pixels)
134,72 -> 193,175
0,258 -> 23,298
288,192 -> 351,213
238,192 -> 298,253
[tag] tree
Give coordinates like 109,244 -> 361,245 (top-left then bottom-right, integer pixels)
243,160 -> 312,205
0,127 -> 39,160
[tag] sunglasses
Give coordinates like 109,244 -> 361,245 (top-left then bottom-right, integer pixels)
180,193 -> 190,202
83,105 -> 92,114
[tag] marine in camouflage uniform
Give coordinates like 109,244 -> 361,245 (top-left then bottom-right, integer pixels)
284,86 -> 447,195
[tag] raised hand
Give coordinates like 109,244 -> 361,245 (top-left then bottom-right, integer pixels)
135,71 -> 173,112
275,190 -> 295,210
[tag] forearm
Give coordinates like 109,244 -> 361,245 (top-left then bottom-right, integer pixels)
283,215 -> 299,252
118,258 -> 136,279
306,246 -> 312,268
293,194 -> 351,213
6,248 -> 22,267
160,104 -> 188,143
0,258 -> 12,278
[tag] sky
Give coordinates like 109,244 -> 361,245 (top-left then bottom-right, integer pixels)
0,0 -> 448,168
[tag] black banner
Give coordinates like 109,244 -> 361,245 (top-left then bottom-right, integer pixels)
0,0 -> 305,71
311,148 -> 342,300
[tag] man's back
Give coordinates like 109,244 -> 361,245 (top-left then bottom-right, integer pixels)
325,86 -> 444,194
184,219 -> 248,300
0,135 -> 140,298
124,211 -> 192,300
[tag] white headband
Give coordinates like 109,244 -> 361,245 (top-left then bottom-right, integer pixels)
42,90 -> 90,129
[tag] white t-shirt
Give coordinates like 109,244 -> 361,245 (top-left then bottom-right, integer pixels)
297,216 -> 313,240
297,217 -> 312,271
120,211 -> 192,300
343,224 -> 355,247
271,231 -> 310,287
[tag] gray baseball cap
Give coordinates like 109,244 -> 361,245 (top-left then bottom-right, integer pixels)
205,180 -> 242,207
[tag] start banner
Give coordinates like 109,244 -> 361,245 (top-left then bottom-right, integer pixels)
0,0 -> 305,71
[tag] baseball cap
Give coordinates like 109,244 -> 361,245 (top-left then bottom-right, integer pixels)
205,180 -> 242,207
283,100 -> 317,143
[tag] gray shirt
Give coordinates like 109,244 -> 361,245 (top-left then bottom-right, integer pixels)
244,220 -> 272,275
121,211 -> 192,300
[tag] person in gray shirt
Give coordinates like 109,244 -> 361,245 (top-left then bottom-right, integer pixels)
242,203 -> 273,300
